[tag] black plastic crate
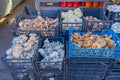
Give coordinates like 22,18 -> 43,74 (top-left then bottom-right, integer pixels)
60,8 -> 83,36
1,54 -> 36,80
105,62 -> 120,80
1,55 -> 34,72
0,33 -> 40,80
60,8 -> 112,36
83,8 -> 112,32
10,9 -> 60,37
0,32 -> 39,72
10,21 -> 42,37
34,37 -> 65,80
66,58 -> 114,80
106,9 -> 120,22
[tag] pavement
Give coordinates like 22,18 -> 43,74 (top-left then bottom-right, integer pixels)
0,0 -> 34,80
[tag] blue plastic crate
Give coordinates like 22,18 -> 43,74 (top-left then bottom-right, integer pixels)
68,28 -> 120,59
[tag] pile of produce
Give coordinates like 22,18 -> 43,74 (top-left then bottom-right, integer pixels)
84,16 -> 105,31
6,33 -> 38,59
107,4 -> 120,12
61,8 -> 108,31
71,31 -> 116,48
38,39 -> 65,69
18,16 -> 59,36
61,8 -> 83,30
112,22 -> 120,33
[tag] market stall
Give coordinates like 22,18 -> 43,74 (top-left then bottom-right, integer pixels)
1,0 -> 120,80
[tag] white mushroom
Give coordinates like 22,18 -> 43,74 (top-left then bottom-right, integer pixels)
39,39 -> 65,68
6,48 -> 13,55
6,34 -> 38,60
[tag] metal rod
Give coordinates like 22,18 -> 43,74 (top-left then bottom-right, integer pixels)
35,0 -> 108,2
35,0 -> 41,17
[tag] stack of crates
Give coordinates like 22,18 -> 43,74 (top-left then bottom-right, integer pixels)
1,0 -> 120,80
34,37 -> 65,80
1,32 -> 40,80
34,0 -> 120,80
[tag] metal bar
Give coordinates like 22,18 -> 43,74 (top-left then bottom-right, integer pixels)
36,0 -> 108,2
103,0 -> 109,15
35,0 -> 41,17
